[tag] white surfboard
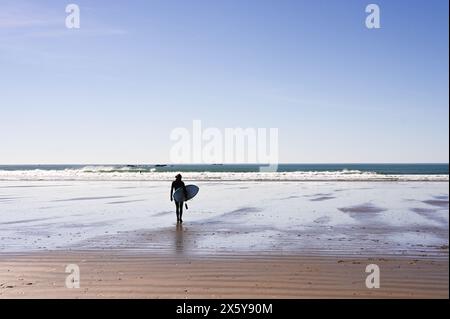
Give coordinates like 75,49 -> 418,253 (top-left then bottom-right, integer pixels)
173,185 -> 199,202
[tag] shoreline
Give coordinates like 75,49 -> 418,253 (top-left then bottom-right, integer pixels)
1,178 -> 449,182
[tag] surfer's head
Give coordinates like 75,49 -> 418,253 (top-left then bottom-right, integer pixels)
175,174 -> 182,180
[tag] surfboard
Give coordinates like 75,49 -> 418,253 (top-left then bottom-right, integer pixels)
173,185 -> 199,202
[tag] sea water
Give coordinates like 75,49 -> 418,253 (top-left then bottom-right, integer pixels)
0,163 -> 448,181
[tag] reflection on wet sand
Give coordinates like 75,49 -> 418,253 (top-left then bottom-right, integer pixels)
0,180 -> 448,257
175,223 -> 184,254
53,196 -> 126,202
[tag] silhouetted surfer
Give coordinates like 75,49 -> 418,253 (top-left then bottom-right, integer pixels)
170,174 -> 187,223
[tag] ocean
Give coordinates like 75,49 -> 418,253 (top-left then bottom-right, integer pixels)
0,163 -> 448,174
0,163 -> 448,181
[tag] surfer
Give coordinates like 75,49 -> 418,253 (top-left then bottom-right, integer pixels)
170,174 -> 187,223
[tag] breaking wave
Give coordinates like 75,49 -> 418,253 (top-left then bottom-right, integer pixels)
0,166 -> 447,182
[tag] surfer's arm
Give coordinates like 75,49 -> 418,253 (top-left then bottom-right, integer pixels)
170,183 -> 174,201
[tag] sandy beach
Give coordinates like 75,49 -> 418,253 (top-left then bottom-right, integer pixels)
0,252 -> 448,298
0,180 -> 448,298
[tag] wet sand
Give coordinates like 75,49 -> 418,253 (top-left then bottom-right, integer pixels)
0,180 -> 448,298
0,181 -> 448,255
0,251 -> 447,298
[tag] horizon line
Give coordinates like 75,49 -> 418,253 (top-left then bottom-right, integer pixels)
0,162 -> 448,166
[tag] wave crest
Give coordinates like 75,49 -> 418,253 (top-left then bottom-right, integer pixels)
0,168 -> 447,182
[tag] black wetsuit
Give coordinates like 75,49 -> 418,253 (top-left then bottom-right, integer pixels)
171,180 -> 187,222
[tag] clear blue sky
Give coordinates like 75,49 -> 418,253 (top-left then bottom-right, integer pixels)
0,0 -> 448,164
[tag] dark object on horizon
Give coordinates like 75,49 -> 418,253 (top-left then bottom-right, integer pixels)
155,164 -> 167,167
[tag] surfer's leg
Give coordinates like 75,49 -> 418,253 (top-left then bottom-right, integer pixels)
175,202 -> 180,222
179,201 -> 183,223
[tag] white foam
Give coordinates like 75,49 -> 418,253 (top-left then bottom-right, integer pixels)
0,169 -> 447,182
